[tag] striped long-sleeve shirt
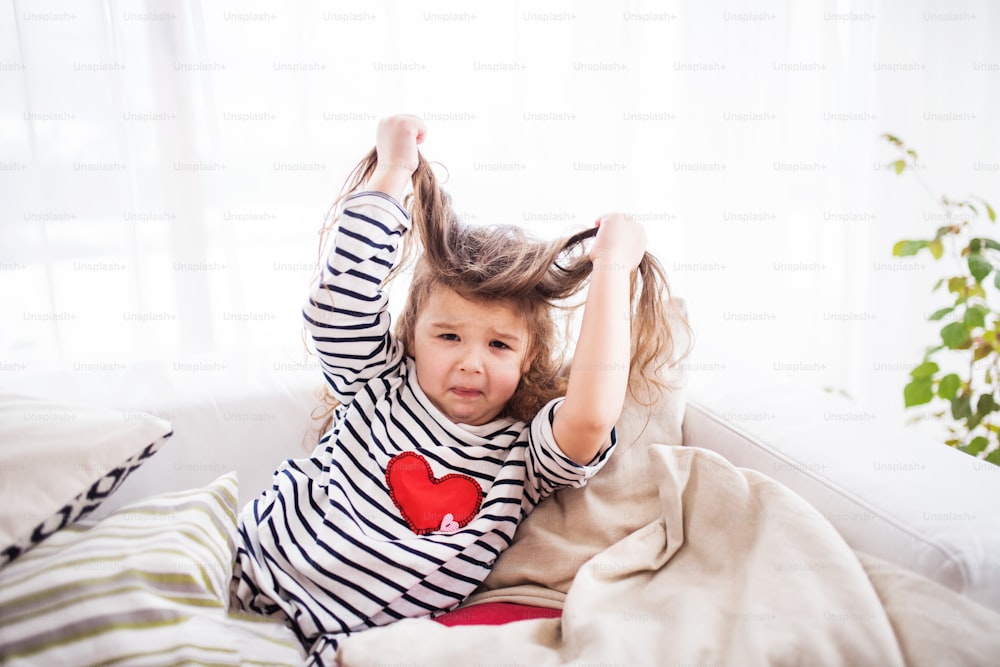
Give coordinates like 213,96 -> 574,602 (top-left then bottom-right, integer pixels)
230,191 -> 616,662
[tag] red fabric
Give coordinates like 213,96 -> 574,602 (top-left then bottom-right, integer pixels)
433,602 -> 562,627
385,451 -> 483,535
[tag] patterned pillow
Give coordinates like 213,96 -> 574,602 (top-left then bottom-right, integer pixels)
0,392 -> 173,567
0,472 -> 304,665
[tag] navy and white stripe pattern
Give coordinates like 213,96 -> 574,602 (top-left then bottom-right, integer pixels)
230,192 -> 615,660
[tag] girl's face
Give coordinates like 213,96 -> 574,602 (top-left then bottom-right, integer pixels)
411,286 -> 532,426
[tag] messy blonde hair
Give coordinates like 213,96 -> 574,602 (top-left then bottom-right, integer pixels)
309,148 -> 693,438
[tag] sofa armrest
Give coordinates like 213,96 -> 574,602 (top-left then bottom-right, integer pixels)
682,380 -> 1000,613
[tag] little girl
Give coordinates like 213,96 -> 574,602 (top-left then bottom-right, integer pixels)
230,115 -> 685,664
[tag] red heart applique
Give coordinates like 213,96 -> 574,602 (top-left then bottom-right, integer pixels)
385,452 -> 483,535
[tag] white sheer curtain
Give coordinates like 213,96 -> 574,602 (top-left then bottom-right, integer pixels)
2,0 -> 998,427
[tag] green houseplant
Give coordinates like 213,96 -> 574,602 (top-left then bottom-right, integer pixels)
884,134 -> 1000,466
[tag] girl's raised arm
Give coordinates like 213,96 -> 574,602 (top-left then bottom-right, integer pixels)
368,115 -> 427,201
303,116 -> 426,404
551,213 -> 648,465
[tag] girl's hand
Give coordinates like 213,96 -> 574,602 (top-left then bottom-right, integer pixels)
370,115 -> 427,199
588,213 -> 648,271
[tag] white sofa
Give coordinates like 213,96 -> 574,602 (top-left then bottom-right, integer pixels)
7,350 -> 999,614
684,378 -> 1000,614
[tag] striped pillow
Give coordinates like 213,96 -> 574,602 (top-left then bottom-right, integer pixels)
0,472 -> 304,666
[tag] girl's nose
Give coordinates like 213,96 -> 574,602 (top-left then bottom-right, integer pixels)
459,348 -> 484,373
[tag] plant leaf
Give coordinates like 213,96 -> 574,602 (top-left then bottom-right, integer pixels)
986,201 -> 997,222
904,378 -> 934,407
929,307 -> 954,321
965,394 -> 995,433
951,393 -> 972,419
969,252 -> 993,283
948,277 -> 967,294
910,360 -> 940,378
937,373 -> 961,400
978,393 -> 999,415
985,449 -> 1000,466
923,343 -> 946,359
894,240 -> 928,257
941,321 -> 971,348
984,239 -> 1000,252
964,305 -> 987,329
960,436 -> 989,456
973,343 -> 993,362
928,239 -> 944,259
893,159 -> 906,175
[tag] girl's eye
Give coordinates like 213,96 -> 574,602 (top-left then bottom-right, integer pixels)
489,340 -> 510,350
440,333 -> 459,341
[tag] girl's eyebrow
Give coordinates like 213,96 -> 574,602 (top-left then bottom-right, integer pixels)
428,321 -> 521,343
488,327 -> 522,343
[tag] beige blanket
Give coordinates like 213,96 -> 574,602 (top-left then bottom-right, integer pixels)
338,444 -> 1000,666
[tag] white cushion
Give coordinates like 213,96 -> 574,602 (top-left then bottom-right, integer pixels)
1,349 -> 323,517
0,391 -> 172,566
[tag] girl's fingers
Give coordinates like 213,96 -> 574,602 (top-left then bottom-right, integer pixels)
413,120 -> 428,144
